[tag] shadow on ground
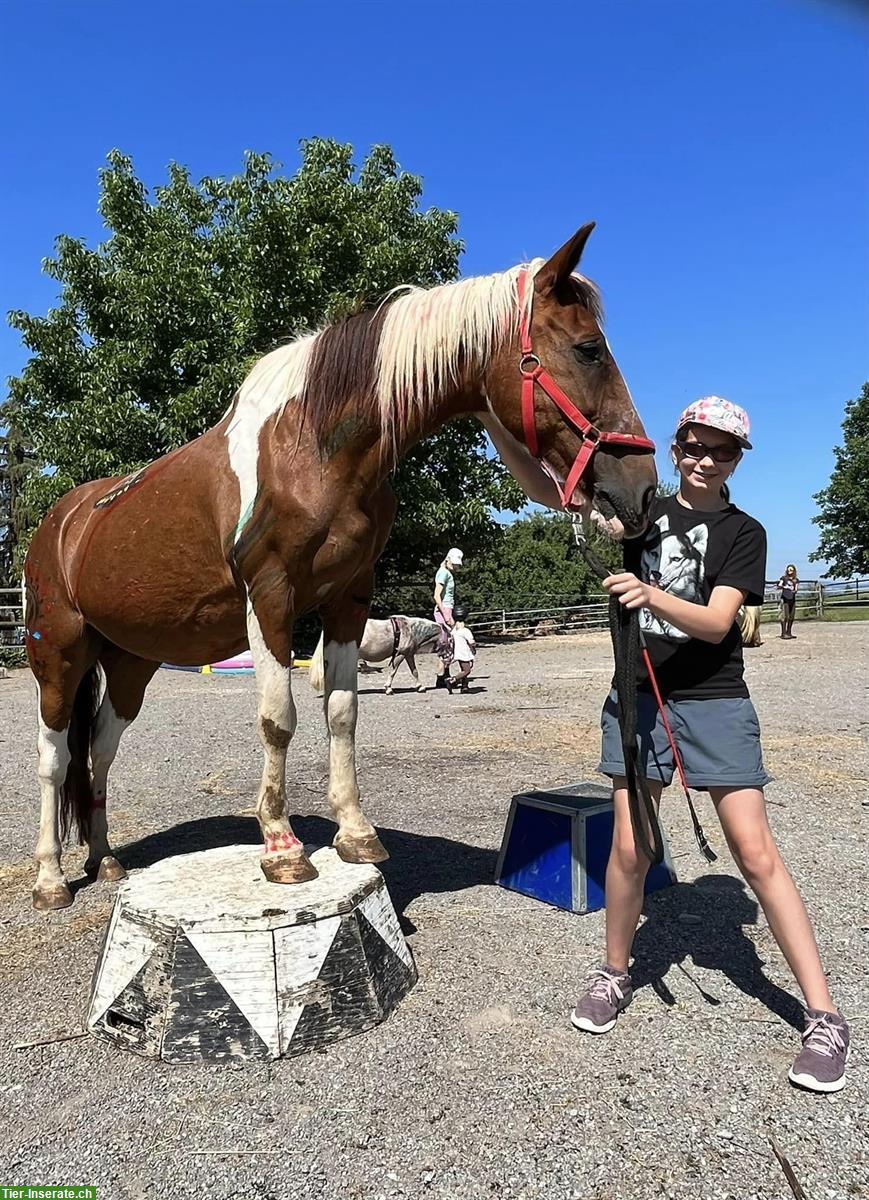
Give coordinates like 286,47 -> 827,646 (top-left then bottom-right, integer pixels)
634,874 -> 804,1029
105,819 -> 802,1027
112,814 -> 496,931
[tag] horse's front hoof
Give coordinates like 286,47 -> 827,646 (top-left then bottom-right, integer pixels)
96,856 -> 127,882
85,854 -> 127,882
384,688 -> 392,695
32,883 -> 74,912
417,685 -> 426,692
260,852 -> 318,884
334,833 -> 389,865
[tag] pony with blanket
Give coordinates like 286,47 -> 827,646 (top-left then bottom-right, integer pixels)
311,616 -> 441,694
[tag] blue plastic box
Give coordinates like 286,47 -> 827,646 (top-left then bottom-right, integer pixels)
495,781 -> 675,914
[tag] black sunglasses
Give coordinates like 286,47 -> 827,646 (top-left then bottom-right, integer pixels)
675,439 -> 741,464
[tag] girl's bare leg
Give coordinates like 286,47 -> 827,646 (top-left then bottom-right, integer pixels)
712,787 -> 835,1012
604,778 -> 663,972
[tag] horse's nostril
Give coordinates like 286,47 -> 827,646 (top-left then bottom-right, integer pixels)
641,485 -> 656,514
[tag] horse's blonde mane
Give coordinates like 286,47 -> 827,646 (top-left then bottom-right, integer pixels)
374,261 -> 542,444
229,260 -> 602,454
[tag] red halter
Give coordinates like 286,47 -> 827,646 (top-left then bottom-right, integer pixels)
516,269 -> 655,509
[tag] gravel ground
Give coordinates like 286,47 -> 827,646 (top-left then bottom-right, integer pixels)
0,621 -> 867,1199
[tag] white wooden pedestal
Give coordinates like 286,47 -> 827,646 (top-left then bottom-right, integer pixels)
87,845 -> 416,1062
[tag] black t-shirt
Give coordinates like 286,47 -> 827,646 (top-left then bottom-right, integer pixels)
623,494 -> 767,700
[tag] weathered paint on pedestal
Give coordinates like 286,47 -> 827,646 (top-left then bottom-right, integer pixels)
87,845 -> 416,1062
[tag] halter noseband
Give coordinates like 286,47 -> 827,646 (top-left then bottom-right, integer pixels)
516,269 -> 655,509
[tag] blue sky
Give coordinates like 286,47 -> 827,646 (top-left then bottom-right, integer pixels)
2,0 -> 867,580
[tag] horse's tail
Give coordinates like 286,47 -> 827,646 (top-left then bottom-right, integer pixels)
308,633 -> 325,693
59,663 -> 102,844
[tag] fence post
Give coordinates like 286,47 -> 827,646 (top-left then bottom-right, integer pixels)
501,609 -> 506,635
817,581 -> 824,618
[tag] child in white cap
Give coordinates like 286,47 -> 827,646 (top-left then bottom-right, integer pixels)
445,606 -> 476,693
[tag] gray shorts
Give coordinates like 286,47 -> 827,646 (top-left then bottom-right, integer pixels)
598,689 -> 771,791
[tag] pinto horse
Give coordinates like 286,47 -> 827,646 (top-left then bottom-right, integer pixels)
24,223 -> 657,911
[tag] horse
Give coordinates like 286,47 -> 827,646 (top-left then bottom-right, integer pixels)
24,221 -> 657,911
738,604 -> 763,647
309,615 -> 442,694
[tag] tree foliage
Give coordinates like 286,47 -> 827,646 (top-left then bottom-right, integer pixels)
374,510 -> 621,617
810,381 -> 869,577
4,141 -> 523,575
460,512 -> 621,612
0,413 -> 39,584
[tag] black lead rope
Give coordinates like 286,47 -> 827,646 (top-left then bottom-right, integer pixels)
572,520 -> 716,866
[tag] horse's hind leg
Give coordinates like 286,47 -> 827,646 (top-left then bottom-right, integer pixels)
245,583 -> 316,884
85,647 -> 159,881
31,630 -> 101,911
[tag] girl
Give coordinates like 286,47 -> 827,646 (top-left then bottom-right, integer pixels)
778,564 -> 799,639
433,548 -> 463,688
570,397 -> 849,1094
445,606 -> 476,693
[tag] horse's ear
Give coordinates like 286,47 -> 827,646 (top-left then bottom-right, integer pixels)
534,223 -> 596,296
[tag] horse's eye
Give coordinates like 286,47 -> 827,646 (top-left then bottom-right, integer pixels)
573,340 -> 604,364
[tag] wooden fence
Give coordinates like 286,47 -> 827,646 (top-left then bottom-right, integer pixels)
1,578 -> 866,646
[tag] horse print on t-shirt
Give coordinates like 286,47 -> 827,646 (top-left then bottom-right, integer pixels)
640,513 -> 709,641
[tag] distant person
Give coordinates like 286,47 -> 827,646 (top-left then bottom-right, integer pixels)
433,548 -> 463,688
445,606 -> 476,694
778,564 -> 799,639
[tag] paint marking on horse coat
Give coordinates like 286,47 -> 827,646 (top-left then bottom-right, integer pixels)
93,466 -> 150,509
226,336 -> 317,544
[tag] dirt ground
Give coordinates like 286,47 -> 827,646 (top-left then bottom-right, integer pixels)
0,621 -> 866,1199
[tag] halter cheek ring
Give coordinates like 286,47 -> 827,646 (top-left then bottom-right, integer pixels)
515,269 -> 655,509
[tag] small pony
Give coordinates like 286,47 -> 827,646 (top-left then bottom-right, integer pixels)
310,616 -> 442,694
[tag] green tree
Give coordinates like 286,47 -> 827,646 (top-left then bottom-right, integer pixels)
368,509 -> 621,618
0,410 -> 39,583
459,512 -> 620,614
810,381 -> 869,577
3,141 -> 523,574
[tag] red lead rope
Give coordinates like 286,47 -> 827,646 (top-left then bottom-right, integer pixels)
641,640 -> 717,861
571,518 -> 717,864
515,270 -> 655,510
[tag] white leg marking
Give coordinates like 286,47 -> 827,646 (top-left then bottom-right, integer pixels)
247,604 -> 298,853
35,701 -> 72,893
323,641 -> 374,839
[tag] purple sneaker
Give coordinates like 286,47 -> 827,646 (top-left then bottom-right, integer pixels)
571,965 -> 633,1034
788,1008 -> 850,1093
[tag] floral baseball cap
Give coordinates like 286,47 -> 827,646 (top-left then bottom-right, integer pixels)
676,396 -> 752,449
